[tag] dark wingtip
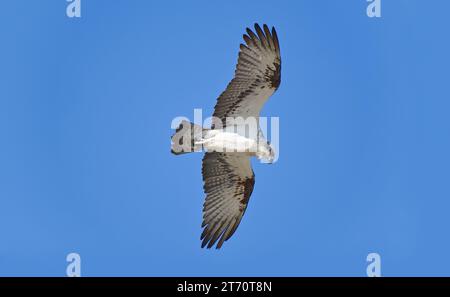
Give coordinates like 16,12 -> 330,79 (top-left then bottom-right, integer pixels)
201,242 -> 207,248
271,26 -> 277,37
201,241 -> 214,249
243,34 -> 251,45
271,26 -> 280,53
254,23 -> 263,34
215,241 -> 224,249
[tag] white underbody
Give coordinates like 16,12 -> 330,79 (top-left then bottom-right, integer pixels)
196,129 -> 274,163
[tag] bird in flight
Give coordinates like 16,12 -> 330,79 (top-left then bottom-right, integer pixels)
171,24 -> 281,249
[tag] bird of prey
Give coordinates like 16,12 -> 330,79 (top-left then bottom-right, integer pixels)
171,24 -> 281,249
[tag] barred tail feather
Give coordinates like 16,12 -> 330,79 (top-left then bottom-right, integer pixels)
171,120 -> 204,155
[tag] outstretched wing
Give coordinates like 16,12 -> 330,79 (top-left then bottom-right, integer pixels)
201,152 -> 255,249
212,23 -> 281,127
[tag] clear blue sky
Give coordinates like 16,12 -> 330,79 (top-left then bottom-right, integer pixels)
1,0 -> 449,276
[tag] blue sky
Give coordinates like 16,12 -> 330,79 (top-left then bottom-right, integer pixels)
1,0 -> 449,276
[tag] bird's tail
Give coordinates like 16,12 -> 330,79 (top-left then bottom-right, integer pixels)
171,120 -> 204,155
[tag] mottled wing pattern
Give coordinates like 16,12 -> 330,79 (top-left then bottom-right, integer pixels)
212,24 -> 281,127
201,152 -> 255,249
